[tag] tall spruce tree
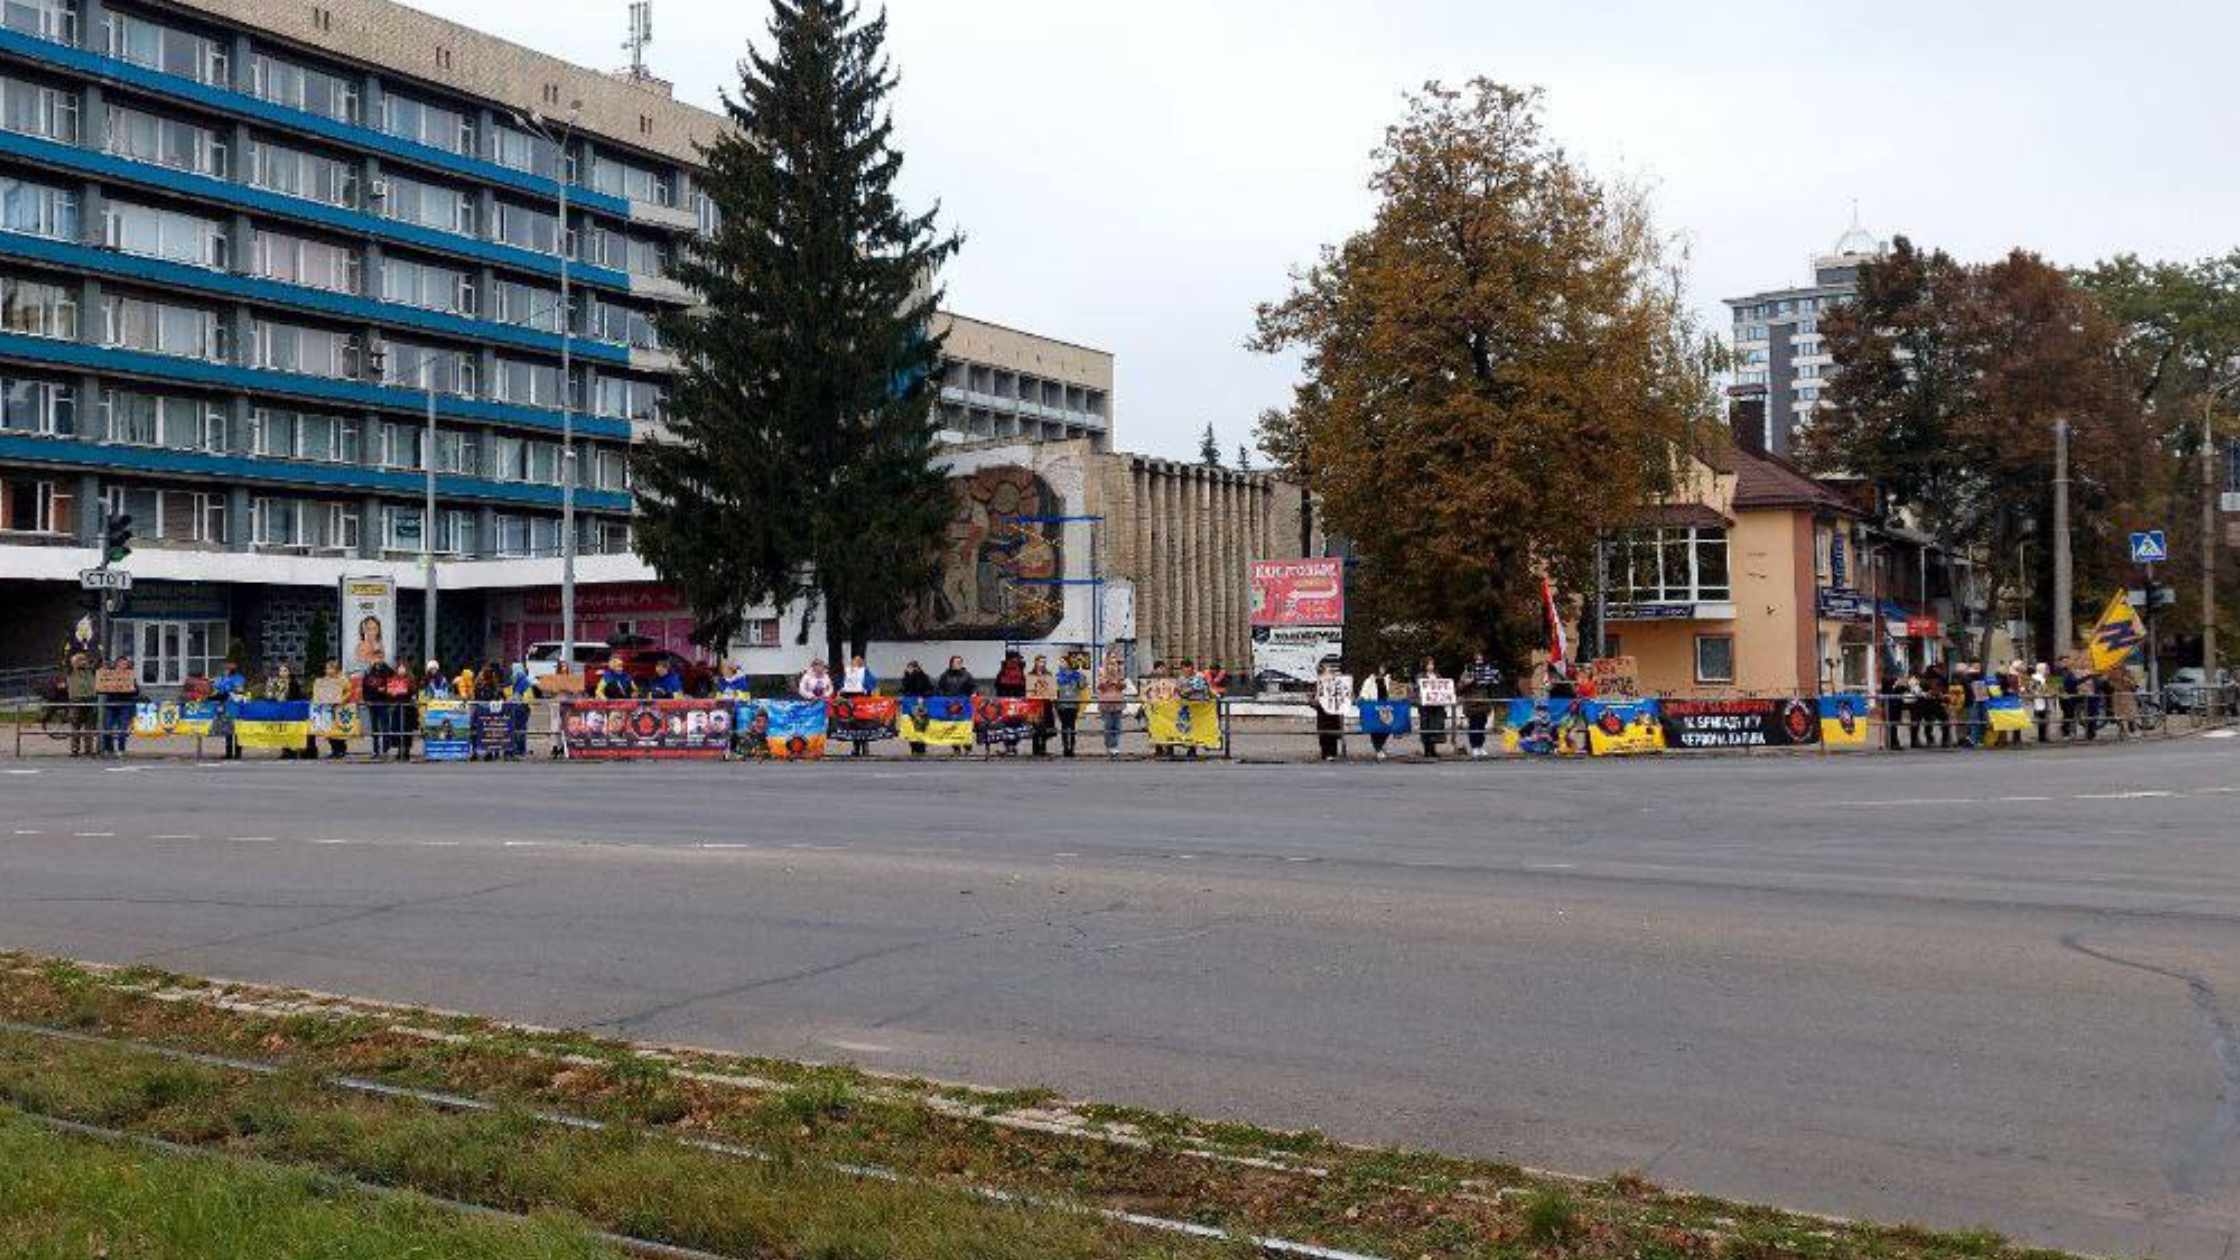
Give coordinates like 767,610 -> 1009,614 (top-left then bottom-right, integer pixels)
632,0 -> 959,668
1198,423 -> 1223,467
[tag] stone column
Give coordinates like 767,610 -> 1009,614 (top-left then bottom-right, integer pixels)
358,496 -> 381,559
226,485 -> 250,552
80,84 -> 105,152
79,182 -> 104,246
476,504 -> 496,558
363,240 -> 386,299
77,278 -> 102,346
76,472 -> 101,544
76,373 -> 100,443
78,0 -> 106,51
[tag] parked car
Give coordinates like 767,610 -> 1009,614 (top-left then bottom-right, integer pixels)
2164,666 -> 2235,713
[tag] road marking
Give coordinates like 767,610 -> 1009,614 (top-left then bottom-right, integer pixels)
1996,795 -> 2053,802
418,840 -> 460,847
101,766 -> 144,773
4,769 -> 40,776
697,842 -> 752,849
1831,798 -> 1983,807
823,1039 -> 892,1054
228,836 -> 277,843
308,838 -> 350,845
2193,786 -> 2240,794
148,834 -> 198,840
72,831 -> 113,838
11,829 -> 42,835
2076,790 -> 2175,800
1525,862 -> 1578,870
1053,852 -> 1079,858
502,840 -> 557,847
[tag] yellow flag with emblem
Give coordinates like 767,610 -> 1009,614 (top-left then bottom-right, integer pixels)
2087,590 -> 2146,673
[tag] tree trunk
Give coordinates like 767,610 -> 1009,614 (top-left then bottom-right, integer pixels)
820,586 -> 847,672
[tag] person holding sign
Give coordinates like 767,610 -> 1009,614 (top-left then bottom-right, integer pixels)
97,655 -> 140,758
1024,654 -> 1058,757
1314,660 -> 1351,761
1358,665 -> 1401,761
1459,652 -> 1501,758
1416,656 -> 1451,758
1095,650 -> 1132,758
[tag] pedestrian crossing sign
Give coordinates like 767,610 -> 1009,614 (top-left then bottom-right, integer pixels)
2129,530 -> 2167,563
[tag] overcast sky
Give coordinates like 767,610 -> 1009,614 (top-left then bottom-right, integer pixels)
471,0 -> 2240,461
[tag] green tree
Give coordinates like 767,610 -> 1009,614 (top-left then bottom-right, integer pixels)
1806,238 -> 2144,662
1198,423 -> 1223,467
1250,79 -> 1720,670
632,0 -> 960,667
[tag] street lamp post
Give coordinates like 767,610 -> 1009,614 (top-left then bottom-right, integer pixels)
513,102 -> 583,674
422,364 -> 437,667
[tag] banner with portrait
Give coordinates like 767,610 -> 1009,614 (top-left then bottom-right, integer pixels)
1583,698 -> 1664,755
562,699 -> 734,760
233,699 -> 311,750
1657,697 -> 1821,749
897,695 -> 974,748
133,700 -> 221,737
340,575 -> 397,678
1502,697 -> 1592,756
744,699 -> 828,760
974,696 -> 1044,747
1817,694 -> 1872,748
1145,698 -> 1222,749
420,699 -> 472,761
828,694 -> 899,744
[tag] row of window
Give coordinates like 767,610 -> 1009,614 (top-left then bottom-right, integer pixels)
0,264 -> 668,415
3,470 -> 632,559
0,70 -> 682,281
1605,526 -> 1732,605
1732,294 -> 1844,321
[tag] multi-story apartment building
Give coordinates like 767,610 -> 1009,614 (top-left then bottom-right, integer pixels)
0,0 -> 725,674
1723,222 -> 1883,459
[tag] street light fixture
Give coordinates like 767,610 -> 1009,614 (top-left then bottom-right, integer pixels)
510,101 -> 585,677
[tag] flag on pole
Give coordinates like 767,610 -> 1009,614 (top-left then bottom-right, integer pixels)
1542,575 -> 1569,676
2087,590 -> 2146,673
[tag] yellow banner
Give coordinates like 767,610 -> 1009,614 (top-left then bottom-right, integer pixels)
2088,591 -> 2146,673
1145,698 -> 1222,749
897,708 -> 974,748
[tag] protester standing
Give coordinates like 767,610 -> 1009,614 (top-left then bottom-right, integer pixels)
899,659 -> 934,757
211,658 -> 248,760
1314,659 -> 1347,761
1024,655 -> 1056,757
593,654 -> 637,700
1095,651 -> 1130,759
1459,652 -> 1500,759
64,650 -> 98,758
2029,662 -> 2056,743
937,655 -> 976,757
318,660 -> 352,759
1917,663 -> 1948,748
994,651 -> 1026,697
1359,665 -> 1398,762
1054,651 -> 1087,757
422,660 -> 455,700
362,657 -> 397,758
839,654 -> 877,758
389,661 -> 420,761
796,658 -> 834,701
1416,655 -> 1447,758
99,655 -> 140,758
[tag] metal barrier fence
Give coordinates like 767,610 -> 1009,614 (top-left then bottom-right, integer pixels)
6,687 -> 2235,762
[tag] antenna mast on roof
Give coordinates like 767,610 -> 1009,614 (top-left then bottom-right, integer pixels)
622,1 -> 652,80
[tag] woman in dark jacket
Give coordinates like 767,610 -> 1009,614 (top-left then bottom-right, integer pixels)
936,656 -> 976,697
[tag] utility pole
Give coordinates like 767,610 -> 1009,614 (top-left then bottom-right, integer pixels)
2052,419 -> 2074,658
2205,397 -> 2220,715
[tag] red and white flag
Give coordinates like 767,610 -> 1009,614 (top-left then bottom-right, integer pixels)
1541,575 -> 1569,677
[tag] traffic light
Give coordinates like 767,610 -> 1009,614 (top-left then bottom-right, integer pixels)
103,511 -> 132,565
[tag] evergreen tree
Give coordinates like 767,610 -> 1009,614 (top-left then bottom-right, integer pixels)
1198,422 -> 1222,467
632,0 -> 960,667
1236,444 -> 1253,471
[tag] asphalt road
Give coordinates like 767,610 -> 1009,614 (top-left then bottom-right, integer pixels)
3,739 -> 2238,1257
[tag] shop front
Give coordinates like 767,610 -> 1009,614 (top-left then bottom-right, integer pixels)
491,582 -> 702,663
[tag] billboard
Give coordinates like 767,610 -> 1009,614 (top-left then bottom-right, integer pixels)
1249,558 -> 1344,626
340,575 -> 397,676
1250,625 -> 1345,685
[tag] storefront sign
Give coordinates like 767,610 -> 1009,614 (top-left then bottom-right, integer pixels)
1249,558 -> 1344,626
1904,615 -> 1942,638
521,583 -> 682,617
1815,588 -> 1876,622
1604,602 -> 1696,621
1657,697 -> 1822,748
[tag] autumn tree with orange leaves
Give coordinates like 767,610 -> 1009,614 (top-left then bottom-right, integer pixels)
1251,79 -> 1721,671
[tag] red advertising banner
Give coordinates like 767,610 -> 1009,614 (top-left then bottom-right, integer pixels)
560,699 -> 733,759
1249,558 -> 1345,627
523,583 -> 683,617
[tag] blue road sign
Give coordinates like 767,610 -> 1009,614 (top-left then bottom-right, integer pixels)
2130,530 -> 2168,564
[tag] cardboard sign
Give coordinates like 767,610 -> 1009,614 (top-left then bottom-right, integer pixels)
310,677 -> 347,705
94,667 -> 138,694
1415,676 -> 1456,707
540,670 -> 586,696
1026,673 -> 1059,701
1583,656 -> 1640,698
1140,677 -> 1179,704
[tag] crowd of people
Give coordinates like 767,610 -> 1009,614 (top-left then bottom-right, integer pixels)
1879,659 -> 2148,749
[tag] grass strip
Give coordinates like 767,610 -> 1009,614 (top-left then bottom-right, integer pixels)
0,953 -> 2077,1260
0,1107 -> 624,1260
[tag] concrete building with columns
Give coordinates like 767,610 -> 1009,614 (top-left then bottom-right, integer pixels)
717,437 -> 1313,680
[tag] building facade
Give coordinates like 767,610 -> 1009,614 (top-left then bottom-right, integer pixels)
930,313 -> 1111,448
1723,223 -> 1883,459
0,0 -> 721,677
